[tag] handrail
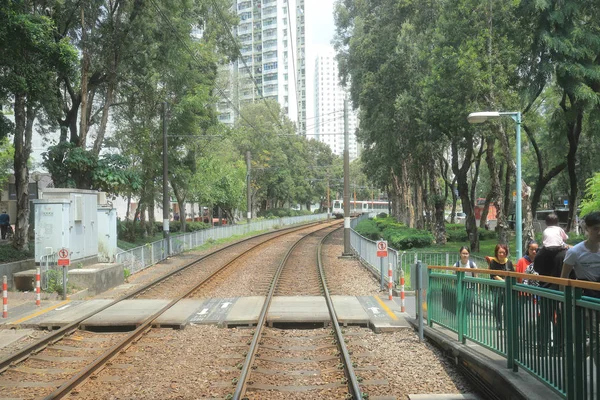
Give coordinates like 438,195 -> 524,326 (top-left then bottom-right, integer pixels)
428,264 -> 600,290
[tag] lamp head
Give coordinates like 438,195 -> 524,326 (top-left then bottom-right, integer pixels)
467,111 -> 501,124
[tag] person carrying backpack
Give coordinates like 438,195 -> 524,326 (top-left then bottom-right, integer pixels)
454,246 -> 477,314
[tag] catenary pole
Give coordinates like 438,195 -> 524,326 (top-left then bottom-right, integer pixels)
162,102 -> 171,256
246,151 -> 251,224
343,98 -> 351,255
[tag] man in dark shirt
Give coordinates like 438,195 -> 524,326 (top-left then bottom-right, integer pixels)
0,210 -> 9,240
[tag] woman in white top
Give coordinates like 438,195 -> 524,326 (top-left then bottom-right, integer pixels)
453,246 -> 477,314
535,213 -> 569,288
454,246 -> 477,277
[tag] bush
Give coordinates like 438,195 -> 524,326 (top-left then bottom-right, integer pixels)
385,229 -> 434,250
377,212 -> 388,218
257,208 -> 312,219
445,223 -> 496,242
374,216 -> 404,231
355,219 -> 381,240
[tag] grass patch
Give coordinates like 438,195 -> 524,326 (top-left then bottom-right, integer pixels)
0,241 -> 34,263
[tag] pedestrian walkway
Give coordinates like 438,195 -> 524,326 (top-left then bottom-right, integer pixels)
406,315 -> 560,400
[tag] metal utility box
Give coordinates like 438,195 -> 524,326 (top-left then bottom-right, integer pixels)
97,206 -> 117,262
33,189 -> 99,263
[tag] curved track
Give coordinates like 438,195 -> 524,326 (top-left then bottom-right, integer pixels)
0,221 -> 337,399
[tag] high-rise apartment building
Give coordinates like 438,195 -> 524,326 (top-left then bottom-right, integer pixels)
313,50 -> 359,159
218,0 -> 306,134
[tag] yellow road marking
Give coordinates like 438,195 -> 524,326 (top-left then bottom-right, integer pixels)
9,300 -> 71,325
374,296 -> 398,320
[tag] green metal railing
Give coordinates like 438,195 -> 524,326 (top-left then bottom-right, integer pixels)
427,266 -> 600,399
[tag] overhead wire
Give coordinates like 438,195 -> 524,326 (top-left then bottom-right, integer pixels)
208,0 -> 285,131
148,0 -> 264,136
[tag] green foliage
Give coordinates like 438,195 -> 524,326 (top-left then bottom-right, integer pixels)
446,224 -> 496,242
580,173 -> 600,217
0,242 -> 34,263
256,208 -> 312,219
0,137 -> 14,188
354,219 -> 381,240
42,142 -> 141,195
123,268 -> 131,282
356,216 -> 433,249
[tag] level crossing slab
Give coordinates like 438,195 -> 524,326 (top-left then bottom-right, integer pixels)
267,296 -> 330,326
36,299 -> 113,329
332,295 -> 370,325
188,297 -> 237,326
80,299 -> 171,330
224,296 -> 265,327
153,299 -> 207,329
358,296 -> 410,332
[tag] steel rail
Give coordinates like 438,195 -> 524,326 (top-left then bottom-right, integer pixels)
0,221 -> 324,373
42,221 -> 335,399
317,228 -> 363,399
232,223 -> 360,399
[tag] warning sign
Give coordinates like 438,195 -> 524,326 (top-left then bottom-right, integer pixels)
376,240 -> 388,258
58,248 -> 70,266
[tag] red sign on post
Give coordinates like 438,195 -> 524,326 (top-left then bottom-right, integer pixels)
376,240 -> 388,257
57,248 -> 70,266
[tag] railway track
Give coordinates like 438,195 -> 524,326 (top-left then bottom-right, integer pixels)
232,225 -> 363,400
0,220 -> 339,399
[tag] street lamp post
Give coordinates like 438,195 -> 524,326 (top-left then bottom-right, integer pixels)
467,111 -> 523,259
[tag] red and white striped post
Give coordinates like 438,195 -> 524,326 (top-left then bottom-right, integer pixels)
2,275 -> 7,318
400,269 -> 406,313
35,268 -> 41,307
388,263 -> 393,300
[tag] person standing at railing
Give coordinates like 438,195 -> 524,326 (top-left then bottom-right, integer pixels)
560,212 -> 600,297
516,240 -> 539,283
454,246 -> 477,314
535,213 -> 570,289
486,244 -> 514,330
560,212 -> 600,366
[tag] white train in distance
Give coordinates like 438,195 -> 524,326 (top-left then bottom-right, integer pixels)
331,200 -> 389,219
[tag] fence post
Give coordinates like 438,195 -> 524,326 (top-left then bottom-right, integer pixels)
567,286 -> 579,400
36,268 -> 41,306
400,269 -> 405,313
457,271 -> 465,343
416,261 -> 424,341
388,262 -> 393,300
505,276 -> 515,370
2,275 -> 7,318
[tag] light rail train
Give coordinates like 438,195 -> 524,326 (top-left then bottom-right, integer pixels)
331,199 -> 389,218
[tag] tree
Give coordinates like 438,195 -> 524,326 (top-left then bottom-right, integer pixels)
0,2 -> 77,250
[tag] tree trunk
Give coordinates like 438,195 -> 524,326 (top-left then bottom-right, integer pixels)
522,181 -> 535,245
79,7 -> 90,148
430,164 -> 446,245
92,81 -> 115,156
451,138 -> 479,252
485,133 -> 507,243
564,100 -> 583,232
12,95 -> 34,251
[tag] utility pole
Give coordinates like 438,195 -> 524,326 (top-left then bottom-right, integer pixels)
246,151 -> 251,224
343,97 -> 351,256
162,102 -> 171,256
326,176 -> 330,221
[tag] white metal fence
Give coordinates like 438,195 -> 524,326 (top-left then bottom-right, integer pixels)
349,214 -> 486,290
116,214 -> 329,276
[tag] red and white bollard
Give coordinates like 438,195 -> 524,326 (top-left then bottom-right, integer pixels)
2,275 -> 7,318
388,263 -> 393,301
35,268 -> 41,307
400,269 -> 405,313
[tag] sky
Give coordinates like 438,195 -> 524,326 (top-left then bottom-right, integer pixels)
304,0 -> 337,137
